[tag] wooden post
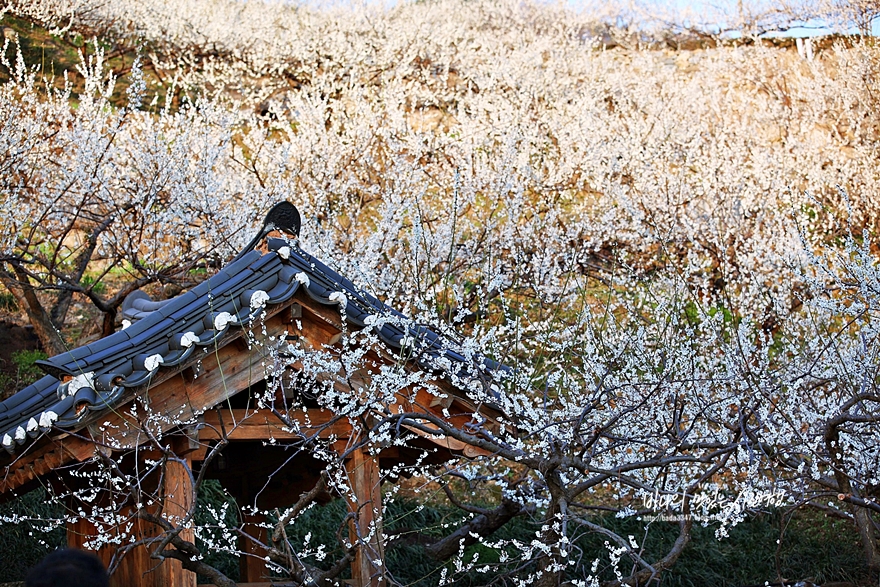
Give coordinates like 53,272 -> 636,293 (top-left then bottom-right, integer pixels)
346,447 -> 384,587
64,487 -> 178,587
239,512 -> 269,582
66,516 -> 115,571
104,447 -> 198,587
59,442 -> 196,587
158,452 -> 197,587
106,515 -> 161,587
62,477 -> 151,587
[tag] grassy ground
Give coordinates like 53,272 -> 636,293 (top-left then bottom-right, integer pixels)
0,488 -> 66,583
190,485 -> 874,587
2,484 -> 869,585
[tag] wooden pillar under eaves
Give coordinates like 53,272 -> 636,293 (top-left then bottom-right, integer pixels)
66,516 -> 116,575
239,511 -> 269,582
67,495 -> 166,587
64,451 -> 196,587
158,451 -> 197,587
346,447 -> 385,587
63,475 -> 158,587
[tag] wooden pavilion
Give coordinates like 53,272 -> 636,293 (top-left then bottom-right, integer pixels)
0,203 -> 505,587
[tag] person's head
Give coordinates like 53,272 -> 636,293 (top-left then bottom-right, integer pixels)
25,548 -> 108,587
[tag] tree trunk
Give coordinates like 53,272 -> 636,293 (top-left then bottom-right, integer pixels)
425,498 -> 527,561
50,291 -> 76,331
534,472 -> 566,587
826,425 -> 880,572
102,308 -> 117,338
1,266 -> 66,356
853,506 -> 880,572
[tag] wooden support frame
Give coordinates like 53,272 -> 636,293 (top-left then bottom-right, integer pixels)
198,408 -> 352,443
162,447 -> 197,587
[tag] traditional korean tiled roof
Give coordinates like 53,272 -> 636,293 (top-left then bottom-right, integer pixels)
0,212 -> 506,456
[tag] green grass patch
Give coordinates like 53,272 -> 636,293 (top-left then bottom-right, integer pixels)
0,488 -> 66,582
0,487 -> 870,585
1,349 -> 48,398
0,289 -> 18,312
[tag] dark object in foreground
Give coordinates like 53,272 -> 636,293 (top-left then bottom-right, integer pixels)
233,201 -> 302,263
25,548 -> 109,587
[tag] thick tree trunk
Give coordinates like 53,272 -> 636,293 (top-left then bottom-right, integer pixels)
1,266 -> 66,356
534,472 -> 566,587
102,307 -> 117,338
50,290 -> 75,330
826,425 -> 880,572
853,507 -> 880,572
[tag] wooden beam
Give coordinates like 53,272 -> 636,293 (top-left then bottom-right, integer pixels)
199,408 -> 352,442
294,294 -> 345,334
0,434 -> 96,494
84,313 -> 290,452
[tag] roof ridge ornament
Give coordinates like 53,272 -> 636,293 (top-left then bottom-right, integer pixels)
234,202 -> 302,263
